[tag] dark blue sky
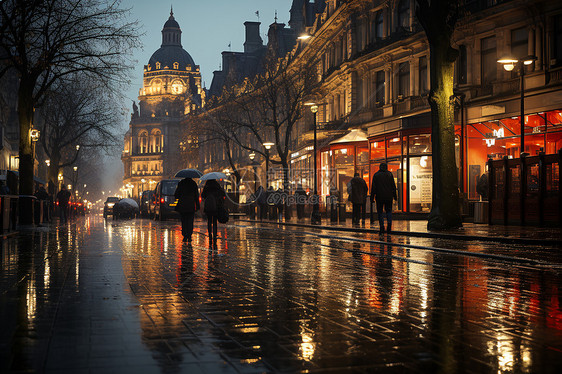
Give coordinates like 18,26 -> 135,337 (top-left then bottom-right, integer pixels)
104,1 -> 293,191
122,0 -> 293,106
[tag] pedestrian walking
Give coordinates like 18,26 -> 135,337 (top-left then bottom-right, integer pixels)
56,185 -> 71,224
349,173 -> 368,225
275,188 -> 284,220
174,177 -> 200,243
34,183 -> 51,222
295,184 -> 307,219
370,163 -> 397,233
255,186 -> 267,220
201,179 -> 225,247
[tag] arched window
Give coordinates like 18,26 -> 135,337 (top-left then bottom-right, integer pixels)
173,62 -> 179,69
397,0 -> 410,30
150,129 -> 163,153
138,131 -> 148,154
155,62 -> 161,69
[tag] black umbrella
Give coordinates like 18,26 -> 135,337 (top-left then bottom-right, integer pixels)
174,168 -> 203,178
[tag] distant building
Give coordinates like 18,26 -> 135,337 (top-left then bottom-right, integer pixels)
122,10 -> 205,198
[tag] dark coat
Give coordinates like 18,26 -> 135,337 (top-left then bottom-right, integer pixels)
56,189 -> 71,206
350,176 -> 368,204
174,178 -> 200,213
201,180 -> 225,214
370,170 -> 397,202
35,187 -> 50,200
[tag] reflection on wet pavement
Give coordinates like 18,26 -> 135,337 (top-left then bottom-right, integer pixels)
1,216 -> 561,373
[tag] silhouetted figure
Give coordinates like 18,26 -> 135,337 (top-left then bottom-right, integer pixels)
56,185 -> 72,224
350,173 -> 368,225
370,163 -> 397,233
295,184 -> 307,219
174,177 -> 200,242
201,179 -> 225,247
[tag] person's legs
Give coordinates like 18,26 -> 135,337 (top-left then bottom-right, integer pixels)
186,212 -> 194,240
384,200 -> 393,232
352,204 -> 358,224
376,200 -> 385,232
207,216 -> 213,243
361,202 -> 366,223
212,215 -> 218,244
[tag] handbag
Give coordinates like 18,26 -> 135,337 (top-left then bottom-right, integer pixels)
217,205 -> 229,223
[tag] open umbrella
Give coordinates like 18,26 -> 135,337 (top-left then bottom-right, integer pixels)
200,172 -> 228,181
174,168 -> 202,178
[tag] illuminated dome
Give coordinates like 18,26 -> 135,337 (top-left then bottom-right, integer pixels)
148,9 -> 196,71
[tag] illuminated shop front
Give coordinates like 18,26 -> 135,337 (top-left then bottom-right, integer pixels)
462,110 -> 562,200
369,132 -> 433,213
319,130 -> 369,207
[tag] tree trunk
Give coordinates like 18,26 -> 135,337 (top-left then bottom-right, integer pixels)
17,80 -> 35,225
427,39 -> 462,230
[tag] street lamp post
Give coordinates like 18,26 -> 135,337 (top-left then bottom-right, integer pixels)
263,142 -> 274,189
497,54 -> 537,226
305,102 -> 321,224
497,55 -> 537,156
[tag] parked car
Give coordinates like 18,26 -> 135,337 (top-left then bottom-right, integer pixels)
140,190 -> 154,218
103,197 -> 120,218
153,179 -> 180,221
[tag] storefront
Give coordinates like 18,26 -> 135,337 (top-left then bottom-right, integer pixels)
462,109 -> 562,201
319,130 -> 369,206
369,131 -> 433,213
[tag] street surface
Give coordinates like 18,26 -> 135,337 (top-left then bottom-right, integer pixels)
1,216 -> 561,373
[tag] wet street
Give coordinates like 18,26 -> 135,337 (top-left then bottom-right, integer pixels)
1,216 -> 562,373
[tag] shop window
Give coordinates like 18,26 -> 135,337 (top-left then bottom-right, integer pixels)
419,56 -> 428,94
386,136 -> 402,158
409,134 -> 432,154
370,139 -> 385,159
398,62 -> 409,99
481,36 -> 497,86
357,146 -> 369,165
375,70 -> 385,107
409,156 -> 432,212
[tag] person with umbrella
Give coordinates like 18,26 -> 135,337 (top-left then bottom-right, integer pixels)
201,178 -> 226,247
174,169 -> 202,243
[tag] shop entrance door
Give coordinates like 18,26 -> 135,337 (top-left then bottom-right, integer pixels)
387,159 -> 403,212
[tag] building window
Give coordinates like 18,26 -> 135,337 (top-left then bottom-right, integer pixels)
138,131 -> 148,154
456,45 -> 467,84
155,62 -> 161,69
356,17 -> 367,52
397,0 -> 410,30
375,70 -> 385,107
374,11 -> 384,40
398,62 -> 410,99
173,62 -> 179,69
419,56 -> 428,94
554,14 -> 562,66
511,27 -> 528,59
481,36 -> 497,86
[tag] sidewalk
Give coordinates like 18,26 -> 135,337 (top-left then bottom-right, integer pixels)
241,216 -> 562,246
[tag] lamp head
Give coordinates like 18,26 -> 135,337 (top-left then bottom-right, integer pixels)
263,142 -> 274,150
249,152 -> 255,160
298,33 -> 311,40
73,166 -> 78,171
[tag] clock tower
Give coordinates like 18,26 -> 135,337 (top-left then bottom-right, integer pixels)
122,9 -> 205,199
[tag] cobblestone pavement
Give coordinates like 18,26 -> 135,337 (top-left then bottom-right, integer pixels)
1,216 -> 561,373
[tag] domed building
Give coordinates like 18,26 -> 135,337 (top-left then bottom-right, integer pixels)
122,9 -> 205,199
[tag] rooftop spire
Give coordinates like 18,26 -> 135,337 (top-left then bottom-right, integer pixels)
170,5 -> 173,17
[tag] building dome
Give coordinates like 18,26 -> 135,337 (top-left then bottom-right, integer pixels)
148,47 -> 195,70
147,9 -> 196,71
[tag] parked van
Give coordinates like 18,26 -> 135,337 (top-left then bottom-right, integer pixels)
152,179 -> 180,221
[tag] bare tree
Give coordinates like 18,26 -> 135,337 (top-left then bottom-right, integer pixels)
0,0 -> 139,223
38,76 -> 123,190
416,0 -> 463,230
218,58 -> 316,190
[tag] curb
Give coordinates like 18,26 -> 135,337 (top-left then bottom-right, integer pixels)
239,219 -> 562,246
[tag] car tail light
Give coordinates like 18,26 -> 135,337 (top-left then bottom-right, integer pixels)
160,198 -> 165,203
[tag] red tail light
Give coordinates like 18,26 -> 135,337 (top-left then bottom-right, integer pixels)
160,198 -> 165,203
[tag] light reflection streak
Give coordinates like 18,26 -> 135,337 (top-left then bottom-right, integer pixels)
300,331 -> 315,361
26,273 -> 37,323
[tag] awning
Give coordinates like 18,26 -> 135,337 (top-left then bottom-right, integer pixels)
0,171 -> 46,184
329,129 -> 368,145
